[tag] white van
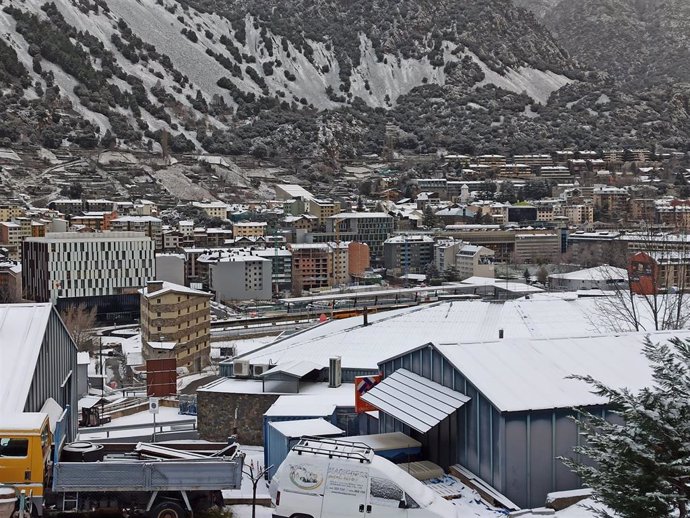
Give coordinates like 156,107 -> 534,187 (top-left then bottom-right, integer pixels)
269,437 -> 460,518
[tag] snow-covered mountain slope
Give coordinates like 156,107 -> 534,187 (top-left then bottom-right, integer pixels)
0,0 -> 574,142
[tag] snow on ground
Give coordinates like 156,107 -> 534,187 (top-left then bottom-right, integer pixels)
211,335 -> 279,359
153,165 -> 218,201
226,505 -> 272,518
223,445 -> 270,502
469,51 -> 573,104
78,406 -> 194,440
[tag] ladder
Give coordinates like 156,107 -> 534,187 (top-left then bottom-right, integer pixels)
62,492 -> 79,512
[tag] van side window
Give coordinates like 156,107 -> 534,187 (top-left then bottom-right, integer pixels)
0,438 -> 29,457
369,477 -> 403,507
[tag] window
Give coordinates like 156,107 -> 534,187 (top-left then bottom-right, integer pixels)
0,438 -> 28,457
369,477 -> 403,507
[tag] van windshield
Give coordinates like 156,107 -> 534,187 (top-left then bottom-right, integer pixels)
370,464 -> 436,507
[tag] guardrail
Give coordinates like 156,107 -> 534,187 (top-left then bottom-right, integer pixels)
78,418 -> 197,438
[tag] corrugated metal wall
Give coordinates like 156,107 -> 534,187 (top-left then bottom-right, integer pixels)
24,308 -> 79,440
378,345 -> 597,509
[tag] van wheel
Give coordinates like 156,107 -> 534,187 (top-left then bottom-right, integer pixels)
150,501 -> 187,518
289,514 -> 314,518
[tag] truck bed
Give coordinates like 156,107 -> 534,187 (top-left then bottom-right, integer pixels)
52,443 -> 244,492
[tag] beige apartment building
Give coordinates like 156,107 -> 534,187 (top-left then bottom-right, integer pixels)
0,204 -> 24,222
140,281 -> 213,373
232,221 -> 267,238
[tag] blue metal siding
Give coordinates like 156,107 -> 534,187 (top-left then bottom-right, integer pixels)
24,309 -> 78,440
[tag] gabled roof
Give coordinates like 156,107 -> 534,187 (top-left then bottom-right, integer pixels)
0,303 -> 57,413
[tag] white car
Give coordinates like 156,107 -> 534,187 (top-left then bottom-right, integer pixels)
269,437 -> 461,518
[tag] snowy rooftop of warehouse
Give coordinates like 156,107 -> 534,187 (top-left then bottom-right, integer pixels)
231,296 -> 657,371
549,265 -> 628,282
429,328 -> 690,412
0,303 -> 54,413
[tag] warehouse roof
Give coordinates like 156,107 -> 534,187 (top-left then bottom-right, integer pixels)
0,303 -> 54,413
236,296 -> 637,371
433,329 -> 690,412
549,266 -> 627,282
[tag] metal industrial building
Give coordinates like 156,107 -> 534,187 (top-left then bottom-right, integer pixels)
362,331 -> 689,509
0,303 -> 79,440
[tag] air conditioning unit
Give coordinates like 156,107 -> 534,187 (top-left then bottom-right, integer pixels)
252,364 -> 270,377
233,359 -> 250,377
329,356 -> 342,388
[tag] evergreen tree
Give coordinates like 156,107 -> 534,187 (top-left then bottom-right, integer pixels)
422,205 -> 437,228
561,337 -> 690,518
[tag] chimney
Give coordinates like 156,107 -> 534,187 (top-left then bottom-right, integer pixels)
147,280 -> 164,294
499,329 -> 504,339
329,356 -> 342,388
363,307 -> 369,327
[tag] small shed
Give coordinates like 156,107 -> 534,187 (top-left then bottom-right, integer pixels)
262,395 -> 340,472
265,418 -> 344,479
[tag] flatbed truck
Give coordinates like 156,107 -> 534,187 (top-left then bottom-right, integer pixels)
0,409 -> 243,518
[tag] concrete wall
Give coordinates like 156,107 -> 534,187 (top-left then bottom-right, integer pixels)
210,260 -> 272,302
156,255 -> 186,286
197,390 -> 279,445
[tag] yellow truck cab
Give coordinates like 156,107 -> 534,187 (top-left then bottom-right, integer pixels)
0,413 -> 51,513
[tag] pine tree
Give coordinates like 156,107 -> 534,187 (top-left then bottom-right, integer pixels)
561,337 -> 690,518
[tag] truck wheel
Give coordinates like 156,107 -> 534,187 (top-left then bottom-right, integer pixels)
150,501 -> 187,518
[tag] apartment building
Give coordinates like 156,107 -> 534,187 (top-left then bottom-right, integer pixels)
0,204 -> 24,221
563,204 -> 594,225
456,244 -> 495,280
513,232 -> 561,263
327,212 -> 394,263
140,281 -> 212,373
22,232 -> 154,303
191,201 -> 228,219
593,186 -> 629,221
197,249 -> 272,301
434,239 -> 462,274
0,261 -> 21,302
0,222 -> 22,261
255,248 -> 293,291
289,243 -> 333,292
656,205 -> 690,230
110,216 -> 163,250
70,211 -> 118,231
309,198 -> 341,228
513,154 -> 554,168
383,235 -> 434,276
232,221 -> 267,239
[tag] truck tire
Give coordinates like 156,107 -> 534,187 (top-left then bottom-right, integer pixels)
150,501 -> 187,518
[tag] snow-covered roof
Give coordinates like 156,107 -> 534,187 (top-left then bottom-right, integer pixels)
549,266 -> 627,282
148,341 -> 177,350
141,281 -> 212,298
232,297 -> 659,371
460,277 -> 541,293
0,304 -> 55,413
0,412 -> 48,433
265,395 -> 338,417
328,212 -> 392,219
434,329 -> 690,412
268,418 -> 344,438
